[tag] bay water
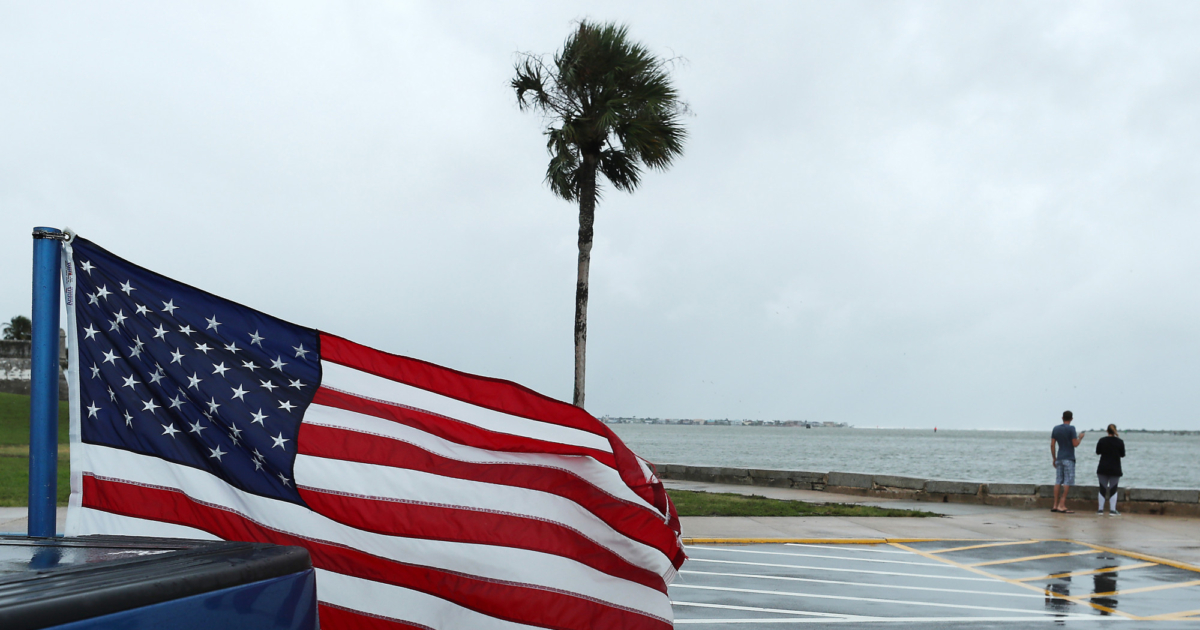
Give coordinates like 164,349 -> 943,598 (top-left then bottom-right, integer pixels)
609,425 -> 1200,489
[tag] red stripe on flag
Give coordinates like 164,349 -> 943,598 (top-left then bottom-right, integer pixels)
82,475 -> 672,630
299,421 -> 678,574
317,603 -> 432,630
297,484 -> 667,594
318,332 -> 675,523
320,332 -> 606,438
312,388 -> 615,467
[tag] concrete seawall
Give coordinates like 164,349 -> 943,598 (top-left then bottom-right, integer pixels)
655,463 -> 1200,516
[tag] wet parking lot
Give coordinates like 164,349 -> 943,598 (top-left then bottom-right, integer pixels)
671,540 -> 1200,628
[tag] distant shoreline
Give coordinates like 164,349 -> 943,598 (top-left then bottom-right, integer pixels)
611,424 -> 1200,488
602,419 -> 1199,435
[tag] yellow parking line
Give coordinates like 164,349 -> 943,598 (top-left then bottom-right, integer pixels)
1143,608 -> 1200,621
1016,562 -> 1157,582
1090,579 -> 1200,598
1063,541 -> 1200,574
969,549 -> 1094,567
929,540 -> 1040,555
683,538 -> 884,545
890,542 -> 1139,620
680,537 -> 986,545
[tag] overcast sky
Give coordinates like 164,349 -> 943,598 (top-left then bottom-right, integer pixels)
4,2 -> 1199,430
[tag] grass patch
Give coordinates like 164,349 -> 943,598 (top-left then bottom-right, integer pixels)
0,454 -> 71,507
0,392 -> 69,445
0,393 -> 72,506
667,489 -> 939,517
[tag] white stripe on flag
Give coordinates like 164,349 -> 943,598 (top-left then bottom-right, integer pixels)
315,568 -> 540,630
320,361 -> 613,453
71,507 -> 222,540
76,443 -> 673,619
303,403 -> 650,509
294,453 -> 671,576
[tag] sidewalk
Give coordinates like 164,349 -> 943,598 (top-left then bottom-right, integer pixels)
0,507 -> 67,535
668,479 -> 1200,568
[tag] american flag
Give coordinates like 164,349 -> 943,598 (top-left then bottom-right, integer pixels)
60,234 -> 685,629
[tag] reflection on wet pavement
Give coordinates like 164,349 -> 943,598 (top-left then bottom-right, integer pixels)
1091,568 -> 1118,613
1044,574 -> 1072,614
673,539 -> 1200,628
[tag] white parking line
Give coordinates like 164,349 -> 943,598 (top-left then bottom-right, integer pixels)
689,546 -> 950,568
672,584 -> 1086,617
783,543 -> 916,555
673,601 -> 881,620
685,557 -> 1001,582
679,569 -> 1042,598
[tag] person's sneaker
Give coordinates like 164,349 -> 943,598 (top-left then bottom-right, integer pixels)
1097,510 -> 1105,515
1109,510 -> 1120,516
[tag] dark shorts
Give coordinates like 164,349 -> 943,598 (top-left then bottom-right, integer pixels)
1055,459 -> 1076,486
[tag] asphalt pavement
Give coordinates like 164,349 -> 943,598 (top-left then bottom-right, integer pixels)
672,540 -> 1200,627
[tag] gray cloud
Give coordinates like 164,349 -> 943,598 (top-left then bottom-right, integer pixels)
3,1 -> 1199,429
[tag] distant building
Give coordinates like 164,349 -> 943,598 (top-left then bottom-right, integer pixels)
0,332 -> 68,400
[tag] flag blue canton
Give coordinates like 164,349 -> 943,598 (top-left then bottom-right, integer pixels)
70,238 -> 320,504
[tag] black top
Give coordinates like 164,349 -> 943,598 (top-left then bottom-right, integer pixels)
1096,435 -> 1125,477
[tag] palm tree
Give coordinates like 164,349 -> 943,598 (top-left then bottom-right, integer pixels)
2,315 -> 32,340
513,21 -> 686,408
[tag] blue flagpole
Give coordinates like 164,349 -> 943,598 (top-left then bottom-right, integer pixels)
29,227 -> 63,537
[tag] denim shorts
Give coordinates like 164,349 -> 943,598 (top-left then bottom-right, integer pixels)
1055,459 -> 1076,486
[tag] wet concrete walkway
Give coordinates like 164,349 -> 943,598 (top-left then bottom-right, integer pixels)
0,507 -> 67,535
668,479 -> 1200,569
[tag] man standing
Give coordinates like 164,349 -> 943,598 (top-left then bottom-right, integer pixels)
1051,410 -> 1086,513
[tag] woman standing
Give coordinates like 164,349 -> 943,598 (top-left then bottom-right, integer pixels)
1096,424 -> 1126,516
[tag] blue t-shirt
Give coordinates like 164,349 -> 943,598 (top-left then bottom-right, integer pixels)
1052,423 -> 1078,461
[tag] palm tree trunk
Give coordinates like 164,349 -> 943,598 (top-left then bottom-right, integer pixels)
573,154 -> 597,408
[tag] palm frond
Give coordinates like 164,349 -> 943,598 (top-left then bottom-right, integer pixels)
545,128 -> 581,201
598,149 -> 641,193
513,19 -> 687,200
